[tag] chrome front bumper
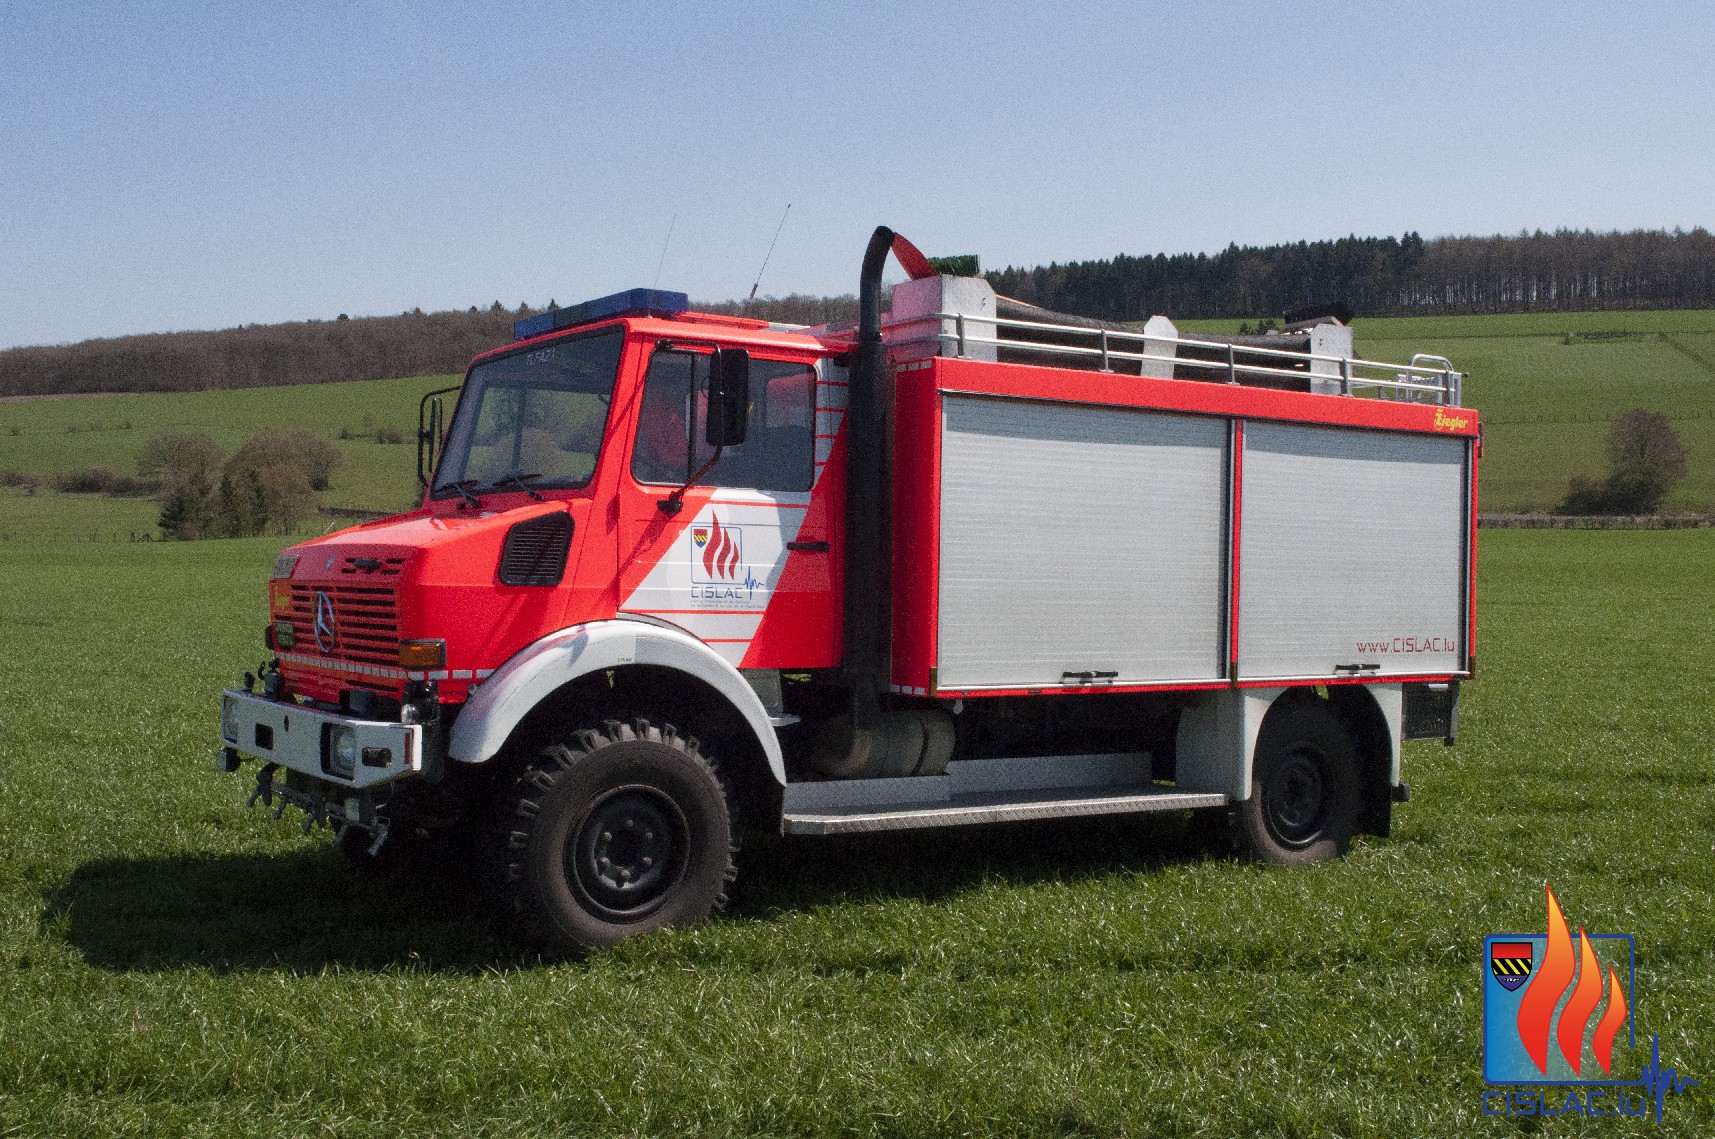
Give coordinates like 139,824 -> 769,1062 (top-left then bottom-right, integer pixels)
218,689 -> 423,790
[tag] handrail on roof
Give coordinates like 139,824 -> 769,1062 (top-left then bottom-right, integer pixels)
871,310 -> 1464,406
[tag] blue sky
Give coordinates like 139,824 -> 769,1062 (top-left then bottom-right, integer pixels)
2,0 -> 1712,349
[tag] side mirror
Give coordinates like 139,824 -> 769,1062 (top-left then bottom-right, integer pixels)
417,384 -> 458,487
706,348 -> 750,449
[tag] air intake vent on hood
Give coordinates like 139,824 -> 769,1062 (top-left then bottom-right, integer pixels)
499,513 -> 573,586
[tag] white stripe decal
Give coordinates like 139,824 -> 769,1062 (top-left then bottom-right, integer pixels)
278,651 -> 407,680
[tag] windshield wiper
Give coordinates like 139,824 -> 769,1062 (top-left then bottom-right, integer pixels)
440,479 -> 484,509
485,471 -> 545,501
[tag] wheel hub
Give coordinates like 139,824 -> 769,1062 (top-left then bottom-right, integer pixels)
568,786 -> 688,919
1264,749 -> 1328,846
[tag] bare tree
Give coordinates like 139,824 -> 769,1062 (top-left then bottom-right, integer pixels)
1556,409 -> 1688,515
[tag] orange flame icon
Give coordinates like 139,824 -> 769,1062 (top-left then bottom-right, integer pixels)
1515,884 -> 1628,1076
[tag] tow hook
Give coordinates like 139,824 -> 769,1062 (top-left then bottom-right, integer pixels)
247,762 -> 280,809
244,762 -> 394,854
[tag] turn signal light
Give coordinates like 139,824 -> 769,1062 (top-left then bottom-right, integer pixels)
398,639 -> 446,669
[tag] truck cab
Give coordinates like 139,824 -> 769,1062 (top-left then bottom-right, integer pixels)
219,230 -> 1476,953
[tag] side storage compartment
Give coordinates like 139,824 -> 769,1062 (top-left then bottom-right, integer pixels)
1237,423 -> 1470,681
932,394 -> 1229,692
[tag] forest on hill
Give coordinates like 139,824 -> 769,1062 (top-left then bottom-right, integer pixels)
0,305 -> 525,399
3,228 -> 1711,398
987,227 -> 1715,324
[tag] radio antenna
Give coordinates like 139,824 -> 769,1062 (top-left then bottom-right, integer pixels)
652,213 -> 677,288
747,203 -> 791,302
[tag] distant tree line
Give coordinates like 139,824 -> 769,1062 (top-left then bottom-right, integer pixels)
0,305 -> 534,398
6,227 -> 1713,398
697,293 -> 862,327
985,228 -> 1715,322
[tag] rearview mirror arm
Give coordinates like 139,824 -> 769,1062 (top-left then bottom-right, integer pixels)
659,444 -> 723,515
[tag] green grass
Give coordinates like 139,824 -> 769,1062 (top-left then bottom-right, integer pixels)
0,530 -> 1710,1136
0,488 -> 159,544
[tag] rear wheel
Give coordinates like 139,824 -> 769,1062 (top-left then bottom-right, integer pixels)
490,718 -> 736,953
1236,699 -> 1359,865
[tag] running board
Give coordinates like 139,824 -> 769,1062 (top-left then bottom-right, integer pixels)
783,784 -> 1227,836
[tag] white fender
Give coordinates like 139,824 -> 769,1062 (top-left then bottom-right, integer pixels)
1361,683 -> 1405,785
1173,687 -> 1285,801
446,619 -> 785,785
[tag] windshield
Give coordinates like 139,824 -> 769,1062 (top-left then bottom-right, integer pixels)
433,330 -> 624,497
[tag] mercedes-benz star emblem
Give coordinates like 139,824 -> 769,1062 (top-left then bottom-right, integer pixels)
313,590 -> 337,654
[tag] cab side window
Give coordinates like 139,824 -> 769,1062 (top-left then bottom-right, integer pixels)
632,348 -> 813,492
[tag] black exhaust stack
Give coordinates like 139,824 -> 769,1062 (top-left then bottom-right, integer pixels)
844,226 -> 895,730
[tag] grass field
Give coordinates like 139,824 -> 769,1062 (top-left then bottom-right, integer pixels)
0,528 -> 1710,1136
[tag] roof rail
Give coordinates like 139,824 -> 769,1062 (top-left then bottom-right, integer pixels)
877,309 -> 1464,406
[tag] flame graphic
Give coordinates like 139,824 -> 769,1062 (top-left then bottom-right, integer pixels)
702,516 -> 725,578
1514,884 -> 1630,1078
1557,929 -> 1604,1075
700,515 -> 740,580
1517,885 -> 1576,1075
1593,964 -> 1628,1075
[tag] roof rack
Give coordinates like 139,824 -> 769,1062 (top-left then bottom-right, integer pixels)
880,309 -> 1463,406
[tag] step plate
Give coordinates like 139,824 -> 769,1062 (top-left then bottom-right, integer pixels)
783,785 -> 1228,836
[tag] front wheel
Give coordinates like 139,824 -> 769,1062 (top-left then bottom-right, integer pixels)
1235,699 -> 1360,866
490,718 -> 736,953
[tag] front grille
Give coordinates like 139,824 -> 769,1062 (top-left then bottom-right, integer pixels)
288,583 -> 401,668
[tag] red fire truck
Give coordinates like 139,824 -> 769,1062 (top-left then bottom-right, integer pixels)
217,228 -> 1477,951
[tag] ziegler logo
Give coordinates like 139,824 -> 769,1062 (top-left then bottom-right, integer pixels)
692,516 -> 742,581
1432,407 -> 1472,432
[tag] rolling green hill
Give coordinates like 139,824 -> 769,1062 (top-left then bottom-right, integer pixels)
3,309 -> 1714,543
0,374 -> 456,541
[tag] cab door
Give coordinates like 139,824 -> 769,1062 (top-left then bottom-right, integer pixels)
616,342 -> 839,668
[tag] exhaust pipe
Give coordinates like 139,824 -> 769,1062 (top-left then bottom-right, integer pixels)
844,227 -> 895,731
815,227 -> 958,778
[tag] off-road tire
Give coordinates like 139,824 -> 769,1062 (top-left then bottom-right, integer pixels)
490,718 -> 736,953
1235,699 -> 1360,866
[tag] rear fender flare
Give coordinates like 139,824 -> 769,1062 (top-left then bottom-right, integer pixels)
446,620 -> 785,785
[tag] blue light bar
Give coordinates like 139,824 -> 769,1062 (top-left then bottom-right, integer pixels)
513,288 -> 689,340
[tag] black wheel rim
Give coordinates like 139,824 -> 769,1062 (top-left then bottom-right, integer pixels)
1263,747 -> 1330,849
566,785 -> 690,920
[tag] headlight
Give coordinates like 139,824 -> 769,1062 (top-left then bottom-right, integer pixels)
326,725 -> 358,779
221,697 -> 239,744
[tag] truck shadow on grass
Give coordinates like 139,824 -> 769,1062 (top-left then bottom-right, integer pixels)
43,812 -> 1226,974
40,840 -> 523,974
